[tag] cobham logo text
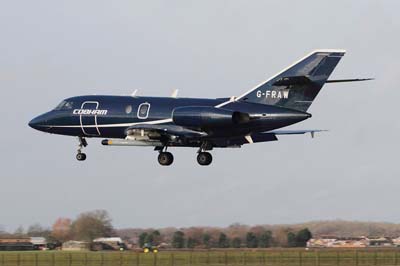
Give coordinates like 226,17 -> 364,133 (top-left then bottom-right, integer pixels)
256,90 -> 289,99
73,109 -> 108,115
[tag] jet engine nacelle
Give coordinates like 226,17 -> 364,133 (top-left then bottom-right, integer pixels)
172,106 -> 250,128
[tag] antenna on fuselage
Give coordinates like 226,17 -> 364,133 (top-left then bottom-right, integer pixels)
171,89 -> 179,98
131,89 -> 139,97
244,135 -> 253,144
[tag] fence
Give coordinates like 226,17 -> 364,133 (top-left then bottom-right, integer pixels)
0,250 -> 399,266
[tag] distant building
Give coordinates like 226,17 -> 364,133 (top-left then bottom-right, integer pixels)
307,237 -> 337,248
307,237 -> 369,248
368,237 -> 393,247
30,237 -> 47,250
0,237 -> 47,251
62,241 -> 90,251
93,237 -> 127,251
0,238 -> 34,251
392,237 -> 400,247
93,237 -> 123,243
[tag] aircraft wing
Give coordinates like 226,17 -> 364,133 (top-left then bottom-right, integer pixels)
226,130 -> 326,145
100,124 -> 209,147
266,129 -> 327,138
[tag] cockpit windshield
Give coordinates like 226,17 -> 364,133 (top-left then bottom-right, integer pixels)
54,100 -> 74,110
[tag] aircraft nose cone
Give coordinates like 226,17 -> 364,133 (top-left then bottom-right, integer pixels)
28,114 -> 48,130
29,117 -> 41,130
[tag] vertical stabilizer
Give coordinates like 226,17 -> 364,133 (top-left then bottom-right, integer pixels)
236,50 -> 345,111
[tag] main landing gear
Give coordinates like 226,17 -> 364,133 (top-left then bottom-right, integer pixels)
156,146 -> 174,166
197,152 -> 212,166
158,151 -> 174,166
155,145 -> 213,166
76,136 -> 88,161
196,142 -> 213,166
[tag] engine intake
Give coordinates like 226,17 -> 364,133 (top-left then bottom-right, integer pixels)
172,106 -> 250,128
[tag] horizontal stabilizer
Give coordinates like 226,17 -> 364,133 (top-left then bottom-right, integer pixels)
268,129 -> 327,135
326,78 -> 374,83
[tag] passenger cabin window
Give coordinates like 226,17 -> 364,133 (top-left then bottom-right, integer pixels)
125,105 -> 133,114
54,100 -> 74,110
137,103 -> 150,119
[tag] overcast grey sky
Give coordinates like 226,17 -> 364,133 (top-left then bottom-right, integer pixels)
1,0 -> 399,232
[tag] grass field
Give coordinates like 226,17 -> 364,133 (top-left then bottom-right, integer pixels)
0,249 -> 400,266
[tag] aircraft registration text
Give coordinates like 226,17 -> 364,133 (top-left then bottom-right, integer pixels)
256,90 -> 289,99
73,109 -> 108,115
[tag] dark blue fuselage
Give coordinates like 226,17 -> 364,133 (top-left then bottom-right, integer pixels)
29,95 -> 310,142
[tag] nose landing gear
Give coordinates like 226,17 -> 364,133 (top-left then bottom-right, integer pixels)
76,137 -> 88,161
76,152 -> 87,161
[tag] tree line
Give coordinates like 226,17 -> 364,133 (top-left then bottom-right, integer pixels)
1,210 -> 312,248
138,228 -> 312,248
13,210 -> 400,248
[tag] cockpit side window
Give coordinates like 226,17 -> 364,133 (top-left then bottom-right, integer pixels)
54,100 -> 74,110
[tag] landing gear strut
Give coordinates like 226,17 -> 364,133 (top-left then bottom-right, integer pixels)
156,146 -> 174,166
76,136 -> 87,161
197,143 -> 213,166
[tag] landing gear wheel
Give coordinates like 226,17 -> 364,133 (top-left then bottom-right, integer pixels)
158,152 -> 174,166
197,152 -> 212,166
76,153 -> 86,161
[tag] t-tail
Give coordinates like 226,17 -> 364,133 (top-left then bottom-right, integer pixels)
237,49 -> 346,112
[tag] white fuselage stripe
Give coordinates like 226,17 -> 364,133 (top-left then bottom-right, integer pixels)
47,118 -> 173,128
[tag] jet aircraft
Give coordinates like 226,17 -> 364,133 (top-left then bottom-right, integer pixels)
29,50 -> 370,166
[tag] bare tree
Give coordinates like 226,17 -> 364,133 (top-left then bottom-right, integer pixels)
71,210 -> 114,241
52,217 -> 72,242
14,226 -> 25,237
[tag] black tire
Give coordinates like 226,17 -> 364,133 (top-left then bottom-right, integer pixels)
158,152 -> 174,166
197,152 -> 212,166
76,153 -> 86,161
